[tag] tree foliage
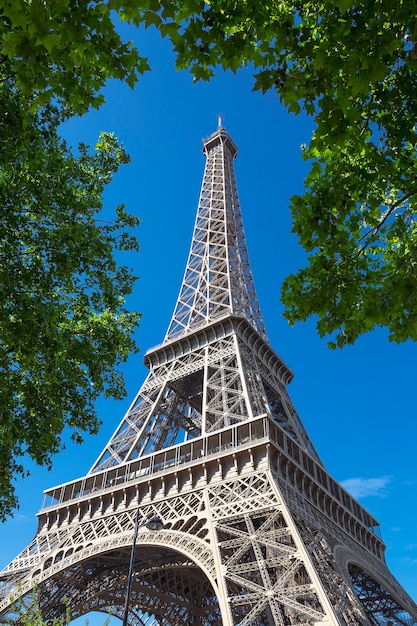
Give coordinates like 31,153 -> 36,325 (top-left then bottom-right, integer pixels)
0,7 -> 142,519
0,96 -> 140,519
7,591 -> 72,625
7,590 -> 109,625
1,0 -> 148,116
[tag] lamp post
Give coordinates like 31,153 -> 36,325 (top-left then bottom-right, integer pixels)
122,513 -> 164,626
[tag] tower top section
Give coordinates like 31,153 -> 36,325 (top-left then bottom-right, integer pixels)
164,124 -> 266,342
203,123 -> 238,160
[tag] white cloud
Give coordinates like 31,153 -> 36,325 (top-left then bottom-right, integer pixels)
8,513 -> 29,524
340,476 -> 392,499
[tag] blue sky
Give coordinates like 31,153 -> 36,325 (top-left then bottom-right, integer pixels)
1,22 -> 416,625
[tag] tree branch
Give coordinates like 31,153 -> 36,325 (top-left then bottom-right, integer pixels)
352,187 -> 417,259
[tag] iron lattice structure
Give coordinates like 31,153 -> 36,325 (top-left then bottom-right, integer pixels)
1,124 -> 416,626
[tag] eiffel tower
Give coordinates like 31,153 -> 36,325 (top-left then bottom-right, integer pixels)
1,121 -> 416,626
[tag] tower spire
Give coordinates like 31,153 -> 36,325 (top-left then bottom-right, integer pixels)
165,124 -> 266,342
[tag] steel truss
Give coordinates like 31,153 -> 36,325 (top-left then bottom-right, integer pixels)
1,124 -> 416,625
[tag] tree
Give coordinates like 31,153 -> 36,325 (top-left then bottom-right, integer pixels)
7,591 -> 71,625
6,589 -> 109,625
0,86 -> 141,519
0,0 -> 148,117
0,0 -> 153,518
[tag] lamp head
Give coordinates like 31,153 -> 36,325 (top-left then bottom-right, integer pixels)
146,517 -> 164,531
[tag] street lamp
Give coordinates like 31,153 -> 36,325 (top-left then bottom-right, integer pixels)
122,513 -> 164,626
